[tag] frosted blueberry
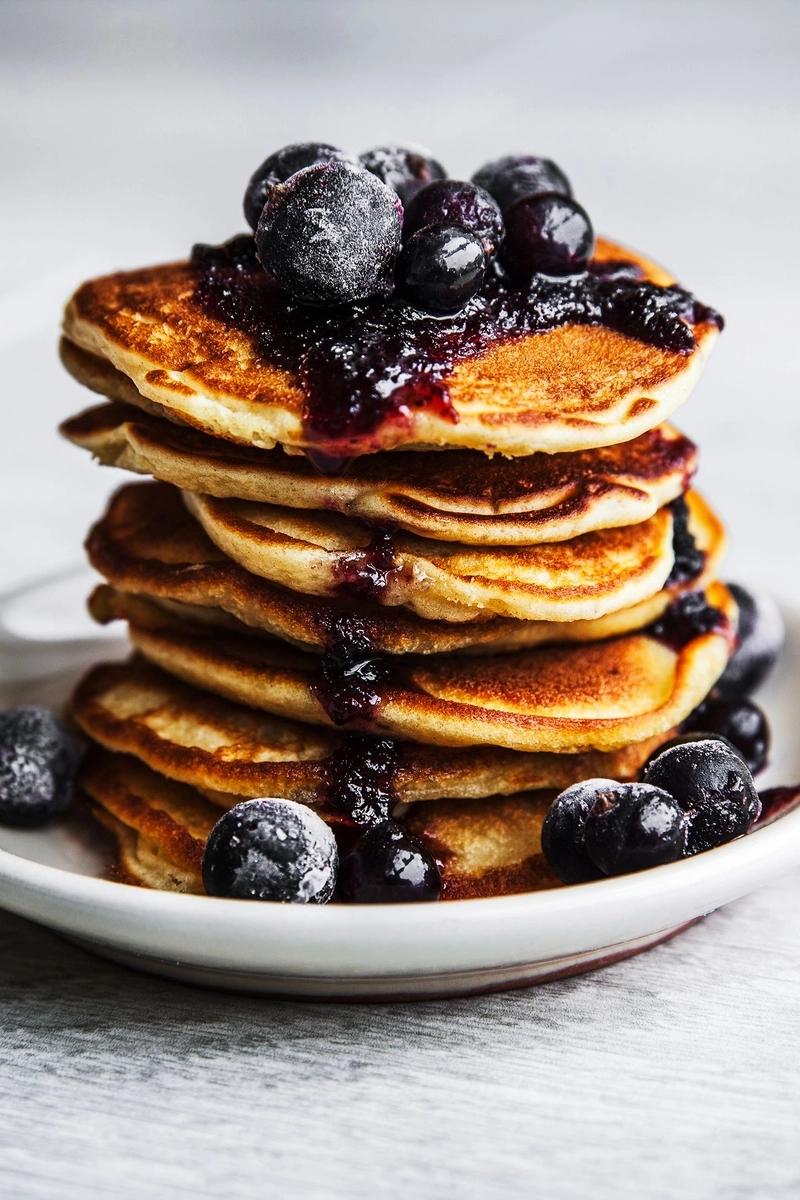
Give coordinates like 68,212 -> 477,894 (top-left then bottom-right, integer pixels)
0,706 -> 79,827
359,144 -> 446,207
243,141 -> 356,230
583,782 -> 688,875
541,778 -> 616,884
256,161 -> 403,305
202,798 -> 338,902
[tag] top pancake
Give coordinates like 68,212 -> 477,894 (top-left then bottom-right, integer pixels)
61,238 -> 719,458
61,400 -> 696,545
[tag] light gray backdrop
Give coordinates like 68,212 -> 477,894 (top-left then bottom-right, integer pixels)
0,3 -> 799,1197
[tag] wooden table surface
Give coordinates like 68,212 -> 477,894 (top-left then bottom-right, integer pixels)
1,2 -> 799,1195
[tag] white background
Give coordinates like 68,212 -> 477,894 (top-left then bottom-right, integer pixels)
1,3 -> 799,1197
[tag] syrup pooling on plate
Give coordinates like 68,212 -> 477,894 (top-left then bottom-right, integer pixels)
192,236 -> 722,463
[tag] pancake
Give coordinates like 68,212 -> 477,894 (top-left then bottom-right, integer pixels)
71,658 -> 677,807
85,482 -> 726,655
61,237 -> 719,458
80,746 -> 563,899
184,488 -> 693,623
103,582 -> 737,753
61,401 -> 697,545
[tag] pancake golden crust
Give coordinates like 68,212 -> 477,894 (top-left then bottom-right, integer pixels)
71,658 -> 678,806
405,793 -> 562,899
84,482 -> 726,655
61,400 -> 697,545
61,238 -> 719,457
105,583 -> 737,753
184,488 -> 688,623
81,746 -> 565,899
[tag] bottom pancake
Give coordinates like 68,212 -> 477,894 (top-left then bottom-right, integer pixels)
71,658 -> 678,806
80,746 -> 563,900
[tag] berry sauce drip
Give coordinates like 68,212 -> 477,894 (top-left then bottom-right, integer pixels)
312,615 -> 395,725
666,495 -> 706,585
191,236 -> 723,466
756,784 -> 800,827
334,529 -> 399,603
326,733 -> 400,827
648,591 -> 727,651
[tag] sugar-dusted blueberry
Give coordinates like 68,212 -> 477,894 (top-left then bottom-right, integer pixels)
337,820 -> 441,903
642,731 -> 743,773
202,798 -> 338,902
359,144 -> 446,207
503,193 -> 594,279
0,706 -> 79,828
472,154 -> 572,214
256,161 -> 402,305
681,693 -> 770,775
541,779 -> 615,884
583,783 -> 688,876
243,141 -> 356,230
643,738 -> 761,854
396,224 -> 486,315
403,180 -> 504,257
717,584 -> 784,699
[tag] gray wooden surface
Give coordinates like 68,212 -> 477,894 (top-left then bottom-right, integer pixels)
1,2 -> 799,1196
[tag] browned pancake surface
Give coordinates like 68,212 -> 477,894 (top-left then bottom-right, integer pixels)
71,658 -> 676,806
61,238 -> 719,456
61,399 -> 696,544
98,583 -> 736,752
86,482 -> 726,655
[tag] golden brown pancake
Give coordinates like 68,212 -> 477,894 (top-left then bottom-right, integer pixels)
184,486 -> 718,623
61,238 -> 719,458
85,482 -> 726,655
80,745 -> 563,899
97,583 -> 737,753
71,658 -> 677,807
61,400 -> 697,545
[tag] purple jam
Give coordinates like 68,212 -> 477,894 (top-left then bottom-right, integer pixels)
311,615 -> 395,725
756,784 -> 800,827
191,235 -> 723,465
648,591 -> 728,652
334,529 -> 399,603
666,495 -> 706,585
325,733 -> 400,827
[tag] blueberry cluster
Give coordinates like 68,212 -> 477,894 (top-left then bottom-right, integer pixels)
201,791 -> 441,905
541,583 -> 782,882
243,141 -> 593,314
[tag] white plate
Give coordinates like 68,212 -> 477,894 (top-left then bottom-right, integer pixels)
0,567 -> 798,1000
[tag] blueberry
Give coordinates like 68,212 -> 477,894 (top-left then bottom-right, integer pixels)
337,821 -> 441,903
503,193 -> 594,278
541,779 -> 615,883
396,225 -> 486,314
681,694 -> 770,775
243,142 -> 356,230
583,783 -> 688,875
642,731 -> 743,773
256,162 -> 402,305
202,798 -> 338,902
471,154 -> 572,214
643,739 -> 761,854
716,584 -> 784,699
0,707 -> 79,827
359,144 -> 446,207
403,180 -> 504,257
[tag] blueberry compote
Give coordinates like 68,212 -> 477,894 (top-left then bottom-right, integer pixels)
191,234 -> 723,464
312,615 -> 395,726
326,733 -> 400,827
334,529 -> 399,603
648,591 -> 728,651
666,495 -> 705,585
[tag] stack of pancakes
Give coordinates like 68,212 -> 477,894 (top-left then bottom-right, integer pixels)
59,235 -> 735,899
